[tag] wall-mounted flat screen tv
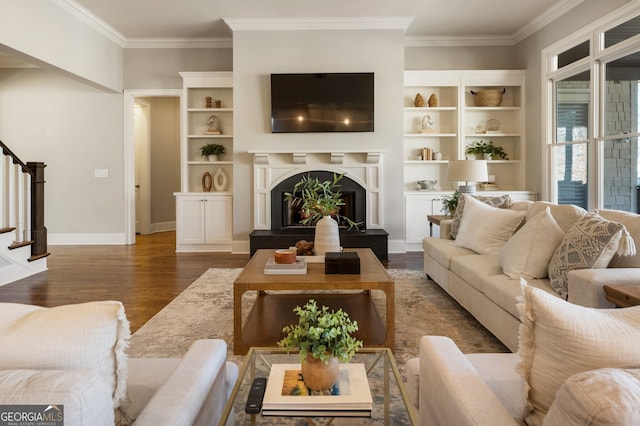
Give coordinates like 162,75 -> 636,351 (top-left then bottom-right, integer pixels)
270,72 -> 374,133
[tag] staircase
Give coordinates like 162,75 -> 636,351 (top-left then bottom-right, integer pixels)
0,140 -> 49,285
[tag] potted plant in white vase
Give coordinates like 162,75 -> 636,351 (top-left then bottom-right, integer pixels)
278,299 -> 363,391
283,173 -> 361,256
200,143 -> 225,161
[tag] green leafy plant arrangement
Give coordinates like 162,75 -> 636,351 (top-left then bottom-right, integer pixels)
283,173 -> 362,230
465,140 -> 508,159
278,299 -> 363,364
440,190 -> 460,215
200,143 -> 225,157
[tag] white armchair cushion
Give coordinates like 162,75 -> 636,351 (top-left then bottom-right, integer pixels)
0,302 -> 130,422
517,284 -> 640,426
544,368 -> 640,426
0,369 -> 115,426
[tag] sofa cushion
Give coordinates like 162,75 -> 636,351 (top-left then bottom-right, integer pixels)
0,302 -> 130,422
454,196 -> 526,255
499,207 -> 564,279
481,274 -> 556,319
423,237 -> 476,269
450,255 -> 502,294
544,368 -> 640,426
526,202 -> 587,234
517,284 -> 640,426
548,212 -> 636,298
596,209 -> 640,268
0,369 -> 115,426
449,193 -> 513,239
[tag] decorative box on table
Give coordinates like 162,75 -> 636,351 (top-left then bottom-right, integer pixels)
325,252 -> 360,274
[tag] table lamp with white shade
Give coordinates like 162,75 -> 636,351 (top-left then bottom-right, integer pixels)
446,160 -> 488,193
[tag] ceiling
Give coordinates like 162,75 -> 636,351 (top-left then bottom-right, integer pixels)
69,0 -> 581,44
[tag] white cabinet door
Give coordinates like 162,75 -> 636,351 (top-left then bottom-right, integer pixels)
204,195 -> 232,244
405,194 -> 444,245
176,196 -> 205,244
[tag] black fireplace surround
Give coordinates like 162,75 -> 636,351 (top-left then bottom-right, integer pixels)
249,170 -> 388,260
271,171 -> 366,230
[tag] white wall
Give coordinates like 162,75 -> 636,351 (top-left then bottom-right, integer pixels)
0,68 -> 124,242
405,45 -> 518,70
124,48 -> 232,89
232,29 -> 406,249
0,0 -> 123,92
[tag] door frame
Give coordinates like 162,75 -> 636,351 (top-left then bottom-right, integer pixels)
134,98 -> 151,235
124,89 -> 182,245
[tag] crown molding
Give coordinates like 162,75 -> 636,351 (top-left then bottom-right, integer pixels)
223,17 -> 414,32
52,0 -> 127,47
125,38 -> 233,49
405,0 -> 584,47
512,0 -> 584,44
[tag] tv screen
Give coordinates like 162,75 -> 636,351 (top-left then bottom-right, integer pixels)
270,73 -> 374,133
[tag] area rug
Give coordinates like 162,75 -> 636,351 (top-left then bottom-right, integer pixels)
127,268 -> 508,372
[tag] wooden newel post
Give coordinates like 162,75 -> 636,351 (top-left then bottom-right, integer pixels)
27,162 -> 47,258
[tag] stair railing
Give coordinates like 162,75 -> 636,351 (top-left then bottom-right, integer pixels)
0,140 -> 48,260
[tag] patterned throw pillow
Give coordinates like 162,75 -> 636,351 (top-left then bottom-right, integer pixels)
449,194 -> 513,239
547,212 -> 636,298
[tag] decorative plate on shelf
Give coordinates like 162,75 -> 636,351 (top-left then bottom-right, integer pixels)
485,118 -> 500,131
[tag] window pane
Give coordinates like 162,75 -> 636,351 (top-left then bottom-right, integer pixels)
605,15 -> 640,49
557,40 -> 589,69
555,70 -> 591,142
604,53 -> 640,212
555,143 -> 588,209
603,137 -> 638,212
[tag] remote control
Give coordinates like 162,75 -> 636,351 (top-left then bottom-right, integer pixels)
245,377 -> 267,414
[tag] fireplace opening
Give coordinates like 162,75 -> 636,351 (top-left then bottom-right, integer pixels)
271,171 -> 366,231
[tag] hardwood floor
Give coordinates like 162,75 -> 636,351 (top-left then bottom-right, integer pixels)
0,232 -> 423,332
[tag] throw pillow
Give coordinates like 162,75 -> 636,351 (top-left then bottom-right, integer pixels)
499,207 -> 564,279
0,302 -> 130,423
454,195 -> 526,255
544,368 -> 640,426
449,193 -> 513,239
517,284 -> 640,426
547,212 -> 636,298
595,209 -> 640,268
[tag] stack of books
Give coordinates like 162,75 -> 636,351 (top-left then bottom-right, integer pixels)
263,258 -> 307,275
262,363 -> 373,417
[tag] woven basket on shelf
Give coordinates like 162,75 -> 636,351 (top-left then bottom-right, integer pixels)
470,88 -> 505,107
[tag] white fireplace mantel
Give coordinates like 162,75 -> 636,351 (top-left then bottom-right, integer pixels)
249,149 -> 386,230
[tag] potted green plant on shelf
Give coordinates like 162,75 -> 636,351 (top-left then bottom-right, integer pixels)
200,143 -> 225,161
440,190 -> 460,216
278,299 -> 363,391
465,140 -> 508,160
283,173 -> 361,230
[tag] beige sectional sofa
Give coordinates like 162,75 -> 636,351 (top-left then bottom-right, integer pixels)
422,199 -> 640,352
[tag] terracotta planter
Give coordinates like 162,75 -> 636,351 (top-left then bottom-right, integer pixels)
301,353 -> 339,391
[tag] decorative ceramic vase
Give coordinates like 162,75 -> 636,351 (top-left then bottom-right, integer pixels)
201,172 -> 212,192
314,216 -> 340,256
212,168 -> 228,191
301,353 -> 339,391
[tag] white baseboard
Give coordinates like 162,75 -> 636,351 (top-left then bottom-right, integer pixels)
388,239 -> 407,254
232,240 -> 250,254
150,221 -> 175,234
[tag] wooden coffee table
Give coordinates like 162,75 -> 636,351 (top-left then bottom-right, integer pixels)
233,248 -> 395,355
